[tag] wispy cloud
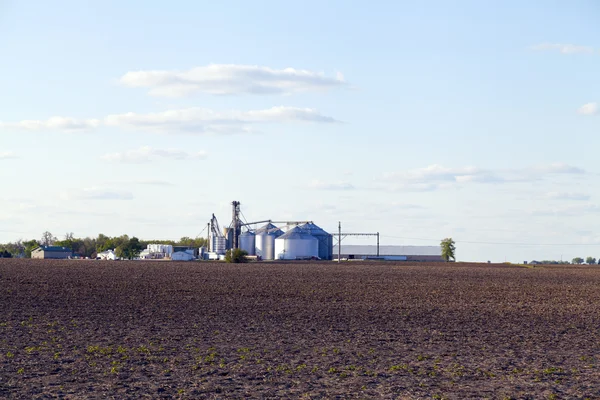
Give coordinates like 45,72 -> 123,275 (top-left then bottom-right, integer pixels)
104,106 -> 338,134
0,106 -> 337,135
383,164 -> 503,184
546,192 -> 590,201
0,117 -> 100,132
308,180 -> 355,191
578,102 -> 598,115
134,179 -> 175,187
119,64 -> 346,97
530,43 -> 594,54
528,163 -> 584,175
0,151 -> 18,159
380,163 -> 585,191
101,146 -> 207,163
61,187 -> 134,201
531,203 -> 600,217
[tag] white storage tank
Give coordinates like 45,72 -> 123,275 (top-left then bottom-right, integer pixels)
239,231 -> 256,255
147,244 -> 173,257
274,226 -> 319,260
299,222 -> 333,260
255,223 -> 283,260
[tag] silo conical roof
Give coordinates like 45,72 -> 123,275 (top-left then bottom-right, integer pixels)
299,222 -> 330,236
256,223 -> 283,236
277,226 -> 317,240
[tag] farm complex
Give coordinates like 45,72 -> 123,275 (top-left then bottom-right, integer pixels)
13,200 -> 443,262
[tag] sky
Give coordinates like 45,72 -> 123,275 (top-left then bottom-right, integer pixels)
1,0 -> 600,262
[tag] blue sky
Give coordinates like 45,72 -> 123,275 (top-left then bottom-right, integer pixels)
1,0 -> 600,262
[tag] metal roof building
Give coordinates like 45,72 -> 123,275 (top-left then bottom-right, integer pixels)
333,245 -> 443,261
31,246 -> 73,259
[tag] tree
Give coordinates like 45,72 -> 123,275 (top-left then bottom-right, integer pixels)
225,248 -> 248,263
440,238 -> 456,262
572,257 -> 584,265
116,237 -> 143,260
23,239 -> 40,258
586,257 -> 597,265
96,234 -> 112,252
40,231 -> 57,246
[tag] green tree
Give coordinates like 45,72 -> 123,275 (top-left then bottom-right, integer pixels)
586,257 -> 597,265
96,234 -> 112,252
572,257 -> 584,265
225,248 -> 248,263
23,240 -> 40,258
81,237 -> 97,258
440,238 -> 456,262
116,237 -> 143,260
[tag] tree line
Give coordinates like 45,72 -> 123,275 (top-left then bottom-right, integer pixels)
0,231 -> 208,259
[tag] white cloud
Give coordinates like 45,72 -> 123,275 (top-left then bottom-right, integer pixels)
309,180 -> 355,191
119,64 -> 346,97
0,151 -> 18,159
101,146 -> 207,163
0,106 -> 337,136
135,179 -> 175,187
528,163 -> 584,175
531,43 -> 594,54
384,164 -> 502,184
380,163 -> 585,191
578,102 -> 598,115
104,106 -> 337,134
61,188 -> 134,201
0,117 -> 100,132
531,203 -> 600,217
546,192 -> 590,201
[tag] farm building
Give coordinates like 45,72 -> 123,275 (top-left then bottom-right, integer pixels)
332,245 -> 443,262
97,249 -> 117,260
172,250 -> 195,261
173,246 -> 199,258
31,246 -> 72,259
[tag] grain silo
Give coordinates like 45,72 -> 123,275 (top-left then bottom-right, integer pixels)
239,231 -> 256,255
299,222 -> 333,260
255,223 -> 283,260
274,226 -> 319,260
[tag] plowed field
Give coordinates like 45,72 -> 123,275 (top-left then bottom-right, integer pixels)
1,259 -> 599,399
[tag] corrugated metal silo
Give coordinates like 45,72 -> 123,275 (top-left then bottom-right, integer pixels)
224,228 -> 233,250
211,236 -> 227,255
239,231 -> 256,255
274,226 -> 319,260
255,223 -> 283,260
299,222 -> 333,260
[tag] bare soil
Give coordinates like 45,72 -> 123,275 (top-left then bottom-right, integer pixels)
1,259 -> 599,399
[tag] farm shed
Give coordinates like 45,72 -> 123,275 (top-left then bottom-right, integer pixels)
171,250 -> 195,261
31,246 -> 73,259
332,245 -> 443,262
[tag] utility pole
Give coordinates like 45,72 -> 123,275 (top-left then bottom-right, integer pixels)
207,222 -> 210,252
338,221 -> 341,263
377,232 -> 380,257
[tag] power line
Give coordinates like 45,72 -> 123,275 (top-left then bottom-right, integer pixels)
379,235 -> 600,247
